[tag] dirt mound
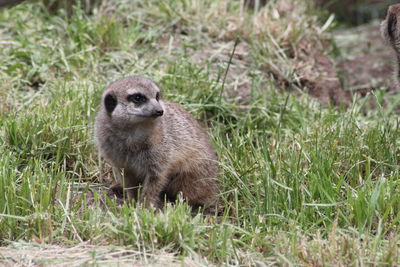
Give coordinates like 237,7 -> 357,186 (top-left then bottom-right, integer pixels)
293,21 -> 394,106
296,39 -> 351,105
335,22 -> 395,93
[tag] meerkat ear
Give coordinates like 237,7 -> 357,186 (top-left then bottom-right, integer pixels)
104,93 -> 117,114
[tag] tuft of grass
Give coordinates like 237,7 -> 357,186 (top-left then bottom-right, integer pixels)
94,14 -> 123,52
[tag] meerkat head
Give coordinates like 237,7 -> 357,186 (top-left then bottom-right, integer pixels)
101,76 -> 164,127
381,4 -> 400,51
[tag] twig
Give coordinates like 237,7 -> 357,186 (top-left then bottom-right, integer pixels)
219,38 -> 240,101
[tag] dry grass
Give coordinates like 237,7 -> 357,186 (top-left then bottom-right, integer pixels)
1,241 -> 209,266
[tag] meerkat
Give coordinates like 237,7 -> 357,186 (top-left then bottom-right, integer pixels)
381,3 -> 400,90
94,76 -> 219,209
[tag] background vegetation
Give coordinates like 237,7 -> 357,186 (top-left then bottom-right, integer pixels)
1,0 -> 400,265
317,0 -> 399,25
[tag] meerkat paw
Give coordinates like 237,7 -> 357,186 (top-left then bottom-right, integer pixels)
109,183 -> 124,198
140,195 -> 162,209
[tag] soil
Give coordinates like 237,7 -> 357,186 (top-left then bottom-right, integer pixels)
285,21 -> 394,105
296,39 -> 351,105
335,22 -> 395,92
287,20 -> 396,106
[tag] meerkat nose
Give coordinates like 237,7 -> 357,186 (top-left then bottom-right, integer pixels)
155,109 -> 164,117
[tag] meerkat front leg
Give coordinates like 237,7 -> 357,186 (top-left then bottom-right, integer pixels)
121,169 -> 142,202
112,167 -> 123,184
110,168 -> 140,201
140,172 -> 168,209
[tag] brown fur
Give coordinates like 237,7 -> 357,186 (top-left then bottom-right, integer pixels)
94,76 -> 219,208
381,3 -> 400,90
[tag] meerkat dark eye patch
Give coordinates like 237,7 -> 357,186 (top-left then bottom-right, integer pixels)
127,93 -> 147,104
104,93 -> 117,114
156,92 -> 160,101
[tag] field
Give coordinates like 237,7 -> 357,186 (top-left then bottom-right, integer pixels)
1,0 -> 400,265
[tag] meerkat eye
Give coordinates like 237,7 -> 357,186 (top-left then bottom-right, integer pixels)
127,93 -> 147,104
156,92 -> 160,101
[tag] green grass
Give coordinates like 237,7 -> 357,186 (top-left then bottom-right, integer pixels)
1,0 -> 400,265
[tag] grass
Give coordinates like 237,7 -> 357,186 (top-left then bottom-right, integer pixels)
1,0 -> 400,265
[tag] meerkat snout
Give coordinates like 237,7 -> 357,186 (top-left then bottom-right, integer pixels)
154,108 -> 163,117
94,75 -> 219,209
146,98 -> 164,118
